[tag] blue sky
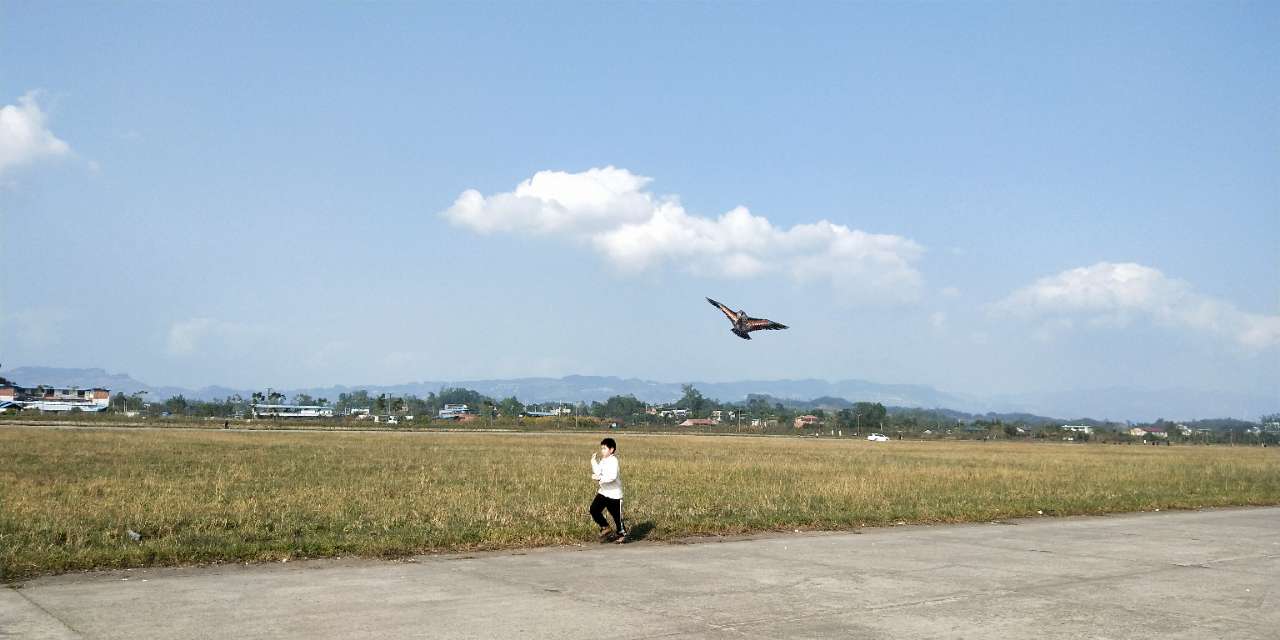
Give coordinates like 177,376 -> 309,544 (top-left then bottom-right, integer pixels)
2,2 -> 1276,400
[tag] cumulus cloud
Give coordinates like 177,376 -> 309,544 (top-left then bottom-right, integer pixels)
929,311 -> 948,331
166,318 -> 271,357
444,166 -> 657,235
442,167 -> 925,300
0,91 -> 72,177
994,262 -> 1280,351
5,308 -> 69,349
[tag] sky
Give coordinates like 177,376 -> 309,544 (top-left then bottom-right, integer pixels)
1,2 -> 1277,401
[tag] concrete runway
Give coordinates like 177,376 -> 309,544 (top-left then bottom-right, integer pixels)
3,507 -> 1277,639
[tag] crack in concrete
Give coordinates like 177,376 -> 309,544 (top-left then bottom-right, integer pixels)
450,560 -> 748,636
5,586 -> 86,639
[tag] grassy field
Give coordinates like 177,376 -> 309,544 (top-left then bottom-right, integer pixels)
2,426 -> 1278,582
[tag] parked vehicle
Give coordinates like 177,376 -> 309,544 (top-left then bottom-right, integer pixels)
867,433 -> 890,442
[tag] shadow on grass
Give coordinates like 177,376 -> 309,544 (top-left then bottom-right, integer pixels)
625,521 -> 655,542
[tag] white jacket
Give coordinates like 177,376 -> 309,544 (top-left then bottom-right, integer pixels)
591,455 -> 623,500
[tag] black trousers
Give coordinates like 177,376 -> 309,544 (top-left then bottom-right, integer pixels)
589,493 -> 626,534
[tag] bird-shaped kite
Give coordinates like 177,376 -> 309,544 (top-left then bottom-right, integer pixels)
706,297 -> 789,340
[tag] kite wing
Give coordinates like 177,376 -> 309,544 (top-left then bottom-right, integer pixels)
706,297 -> 740,323
744,317 -> 788,332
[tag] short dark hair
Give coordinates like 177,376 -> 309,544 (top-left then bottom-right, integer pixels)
600,437 -> 617,451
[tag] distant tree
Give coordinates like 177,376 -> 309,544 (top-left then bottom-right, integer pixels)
437,387 -> 492,407
111,391 -> 148,413
293,393 -> 315,406
853,402 -> 888,430
163,395 -> 189,415
222,395 -> 243,417
336,390 -> 371,412
403,394 -> 430,416
676,384 -> 708,416
835,408 -> 854,429
186,398 -> 229,418
498,396 -> 525,418
600,394 -> 646,418
895,414 -> 920,432
746,395 -> 772,417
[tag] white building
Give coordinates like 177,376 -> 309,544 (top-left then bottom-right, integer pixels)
1060,425 -> 1094,435
438,403 -> 470,419
251,404 -> 334,418
710,410 -> 735,424
0,383 -> 111,412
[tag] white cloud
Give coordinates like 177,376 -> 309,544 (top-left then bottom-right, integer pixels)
0,91 -> 72,177
1237,315 -> 1280,351
443,166 -> 656,234
379,350 -> 423,370
302,340 -> 353,370
166,318 -> 271,357
929,311 -> 948,332
1031,317 -> 1076,343
5,308 -> 69,349
994,262 -> 1280,351
442,167 -> 925,301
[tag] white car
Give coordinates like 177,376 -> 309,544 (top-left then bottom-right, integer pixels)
867,433 -> 890,442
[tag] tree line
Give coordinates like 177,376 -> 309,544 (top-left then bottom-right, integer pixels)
99,386 -> 1280,444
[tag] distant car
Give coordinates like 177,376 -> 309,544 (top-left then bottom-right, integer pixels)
867,433 -> 890,442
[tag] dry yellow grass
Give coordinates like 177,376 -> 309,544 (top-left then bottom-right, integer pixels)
2,426 -> 1278,581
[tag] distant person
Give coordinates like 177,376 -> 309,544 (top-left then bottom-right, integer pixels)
589,437 -> 627,543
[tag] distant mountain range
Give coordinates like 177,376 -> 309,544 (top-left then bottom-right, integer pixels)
2,366 -> 1274,423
